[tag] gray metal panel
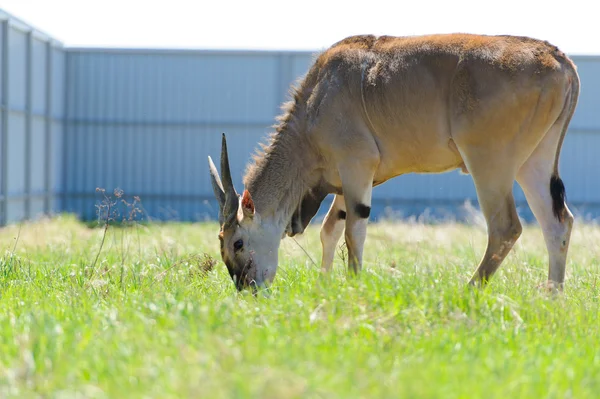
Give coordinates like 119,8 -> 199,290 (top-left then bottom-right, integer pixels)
570,57 -> 600,130
8,27 -> 26,110
560,130 -> 600,203
30,116 -> 46,192
0,10 -> 65,225
64,122 -> 270,196
51,48 -> 65,119
44,41 -> 53,213
62,50 -> 296,222
25,31 -> 32,219
50,120 -> 63,192
49,197 -> 58,213
67,52 -> 281,124
31,37 -> 47,114
7,112 -> 25,194
6,200 -> 25,223
0,21 -> 3,106
0,20 -> 6,225
291,53 -> 314,81
31,198 -> 44,217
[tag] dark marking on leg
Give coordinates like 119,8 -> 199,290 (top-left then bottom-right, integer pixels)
338,210 -> 347,220
287,187 -> 328,237
355,204 -> 371,219
550,175 -> 566,222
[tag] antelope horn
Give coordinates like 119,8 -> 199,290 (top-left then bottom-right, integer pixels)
220,133 -> 239,224
207,155 -> 226,224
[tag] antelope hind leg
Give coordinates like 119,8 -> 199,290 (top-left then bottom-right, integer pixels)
517,128 -> 574,292
320,194 -> 346,273
464,150 -> 523,286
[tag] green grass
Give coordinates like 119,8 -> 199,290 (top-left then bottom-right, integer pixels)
1,215 -> 600,398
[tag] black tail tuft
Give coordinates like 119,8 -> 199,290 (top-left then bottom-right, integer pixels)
550,175 -> 567,221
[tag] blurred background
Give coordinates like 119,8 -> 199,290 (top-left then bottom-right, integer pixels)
0,1 -> 599,226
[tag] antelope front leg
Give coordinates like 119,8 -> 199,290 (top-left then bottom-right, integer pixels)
339,163 -> 376,275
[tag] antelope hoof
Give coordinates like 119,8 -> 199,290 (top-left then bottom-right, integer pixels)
467,276 -> 489,289
536,280 -> 564,295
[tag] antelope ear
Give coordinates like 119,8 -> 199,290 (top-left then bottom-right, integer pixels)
241,189 -> 255,217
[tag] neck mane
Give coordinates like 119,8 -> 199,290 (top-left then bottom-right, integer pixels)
243,89 -> 319,229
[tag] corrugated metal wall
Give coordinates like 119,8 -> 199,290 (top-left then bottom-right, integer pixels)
62,49 -> 316,221
1,6 -> 599,226
0,11 -> 65,226
62,49 -> 600,222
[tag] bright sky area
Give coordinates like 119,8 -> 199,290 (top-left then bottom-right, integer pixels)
0,0 -> 598,54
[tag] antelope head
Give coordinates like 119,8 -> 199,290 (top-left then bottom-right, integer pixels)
208,134 -> 280,291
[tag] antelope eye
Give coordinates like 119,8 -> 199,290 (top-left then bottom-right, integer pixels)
233,239 -> 244,251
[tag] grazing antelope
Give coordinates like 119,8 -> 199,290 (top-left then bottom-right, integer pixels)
208,33 -> 579,292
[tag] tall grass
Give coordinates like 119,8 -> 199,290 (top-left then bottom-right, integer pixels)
0,215 -> 599,398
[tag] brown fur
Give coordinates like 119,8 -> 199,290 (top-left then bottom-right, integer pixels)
317,33 -> 563,72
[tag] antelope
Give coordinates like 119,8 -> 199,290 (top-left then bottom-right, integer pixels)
208,33 -> 580,292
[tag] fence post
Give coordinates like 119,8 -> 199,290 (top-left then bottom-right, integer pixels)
25,30 -> 32,220
44,41 -> 53,214
0,21 -> 9,226
61,50 -> 71,216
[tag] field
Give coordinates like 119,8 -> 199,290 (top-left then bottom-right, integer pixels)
1,215 -> 600,398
